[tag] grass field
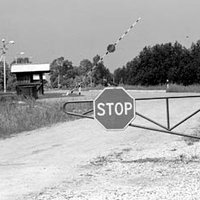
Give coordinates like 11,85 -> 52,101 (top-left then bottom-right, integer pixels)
0,93 -> 94,138
0,100 -> 67,138
86,84 -> 200,92
166,84 -> 200,93
120,84 -> 200,93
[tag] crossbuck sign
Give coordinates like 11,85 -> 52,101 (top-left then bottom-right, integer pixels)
94,87 -> 136,130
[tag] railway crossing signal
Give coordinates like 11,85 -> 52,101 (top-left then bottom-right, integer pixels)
94,87 -> 136,130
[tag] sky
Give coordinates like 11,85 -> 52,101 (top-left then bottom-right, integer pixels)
0,0 -> 200,72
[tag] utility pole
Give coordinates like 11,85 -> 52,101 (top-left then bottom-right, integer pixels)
0,39 -> 14,93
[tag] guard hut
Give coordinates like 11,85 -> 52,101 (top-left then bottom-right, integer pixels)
11,64 -> 50,99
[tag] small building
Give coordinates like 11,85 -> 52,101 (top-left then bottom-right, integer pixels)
11,63 -> 50,98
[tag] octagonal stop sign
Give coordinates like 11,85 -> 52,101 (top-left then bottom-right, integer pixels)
94,87 -> 136,130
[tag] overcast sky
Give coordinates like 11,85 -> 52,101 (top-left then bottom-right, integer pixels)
0,0 -> 200,72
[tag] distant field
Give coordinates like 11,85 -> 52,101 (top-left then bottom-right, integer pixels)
85,84 -> 200,92
118,84 -> 166,90
166,84 -> 200,93
119,84 -> 200,92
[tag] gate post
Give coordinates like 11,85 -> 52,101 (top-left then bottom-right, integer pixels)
166,98 -> 170,130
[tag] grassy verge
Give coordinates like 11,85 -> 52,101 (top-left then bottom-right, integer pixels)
44,84 -> 200,93
118,84 -> 166,90
0,99 -> 92,139
183,127 -> 200,146
0,100 -> 65,138
121,84 -> 200,92
167,84 -> 200,93
87,84 -> 166,91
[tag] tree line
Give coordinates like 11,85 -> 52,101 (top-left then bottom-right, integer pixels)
49,55 -> 113,89
50,40 -> 200,88
1,40 -> 200,91
114,41 -> 200,86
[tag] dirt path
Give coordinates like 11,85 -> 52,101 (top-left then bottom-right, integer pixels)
1,91 -> 200,200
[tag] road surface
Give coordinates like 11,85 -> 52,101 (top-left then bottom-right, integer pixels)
0,91 -> 200,199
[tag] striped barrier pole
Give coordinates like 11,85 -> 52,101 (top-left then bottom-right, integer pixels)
99,17 -> 141,62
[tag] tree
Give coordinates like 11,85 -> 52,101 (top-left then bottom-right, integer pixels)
78,59 -> 93,87
79,59 -> 93,75
50,57 -> 64,88
0,61 -> 16,91
10,57 -> 32,65
92,61 -> 112,86
189,40 -> 200,84
6,68 -> 17,91
0,62 -> 3,90
50,57 -> 78,88
113,41 -> 198,86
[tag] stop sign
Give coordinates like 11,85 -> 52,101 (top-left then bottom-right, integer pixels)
94,87 -> 136,130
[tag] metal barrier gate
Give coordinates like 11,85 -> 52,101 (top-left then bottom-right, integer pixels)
63,95 -> 200,140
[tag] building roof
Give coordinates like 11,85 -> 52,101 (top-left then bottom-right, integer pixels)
11,64 -> 50,73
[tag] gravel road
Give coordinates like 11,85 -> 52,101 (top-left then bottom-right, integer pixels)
1,91 -> 200,200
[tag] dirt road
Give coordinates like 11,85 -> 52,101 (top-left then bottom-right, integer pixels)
1,91 -> 200,200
